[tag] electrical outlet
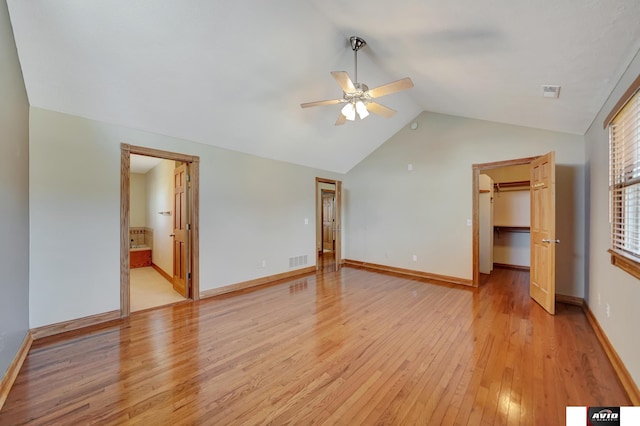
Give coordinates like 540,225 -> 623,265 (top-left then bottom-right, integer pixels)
605,303 -> 610,318
261,259 -> 266,268
412,254 -> 417,262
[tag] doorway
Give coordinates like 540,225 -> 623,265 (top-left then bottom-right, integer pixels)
472,153 -> 557,314
129,155 -> 185,311
321,189 -> 336,252
315,178 -> 342,272
120,144 -> 201,317
472,156 -> 536,287
480,164 -> 532,274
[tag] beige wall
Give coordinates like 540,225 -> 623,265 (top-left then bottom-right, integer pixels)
585,48 -> 640,387
129,173 -> 147,228
484,164 -> 530,183
0,0 -> 30,378
478,174 -> 493,273
29,107 -> 342,327
145,159 -> 174,275
344,110 -> 585,297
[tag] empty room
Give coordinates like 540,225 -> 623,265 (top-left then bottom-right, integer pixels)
1,1 -> 639,425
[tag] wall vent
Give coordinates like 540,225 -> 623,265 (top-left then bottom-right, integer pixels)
289,255 -> 308,268
542,85 -> 560,98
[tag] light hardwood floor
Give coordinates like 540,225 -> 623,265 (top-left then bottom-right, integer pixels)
0,265 -> 630,425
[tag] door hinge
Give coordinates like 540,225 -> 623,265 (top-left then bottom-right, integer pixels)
187,223 -> 191,230
187,272 -> 191,280
186,174 -> 191,182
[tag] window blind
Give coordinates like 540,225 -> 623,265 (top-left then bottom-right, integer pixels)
610,88 -> 640,259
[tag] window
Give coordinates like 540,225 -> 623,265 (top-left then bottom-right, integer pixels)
607,74 -> 640,279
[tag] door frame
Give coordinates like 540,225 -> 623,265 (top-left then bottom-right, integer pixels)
120,143 -> 200,317
472,156 -> 537,287
315,177 -> 342,271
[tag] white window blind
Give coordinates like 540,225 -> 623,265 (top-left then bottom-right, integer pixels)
610,88 -> 640,259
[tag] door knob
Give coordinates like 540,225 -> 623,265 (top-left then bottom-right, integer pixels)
541,239 -> 560,243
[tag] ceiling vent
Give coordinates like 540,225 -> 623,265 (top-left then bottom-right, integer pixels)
542,85 -> 561,99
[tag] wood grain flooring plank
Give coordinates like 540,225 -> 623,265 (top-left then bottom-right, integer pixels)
0,265 -> 631,425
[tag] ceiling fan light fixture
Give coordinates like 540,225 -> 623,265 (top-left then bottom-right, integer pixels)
341,102 -> 356,121
355,101 -> 369,119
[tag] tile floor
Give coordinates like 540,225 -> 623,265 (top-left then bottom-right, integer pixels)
130,266 -> 185,312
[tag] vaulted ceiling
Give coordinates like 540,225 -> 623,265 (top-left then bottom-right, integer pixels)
7,1 -> 640,173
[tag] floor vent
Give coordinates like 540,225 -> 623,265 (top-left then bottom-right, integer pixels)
289,255 -> 308,268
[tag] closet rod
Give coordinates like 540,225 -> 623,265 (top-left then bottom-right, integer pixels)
494,180 -> 530,193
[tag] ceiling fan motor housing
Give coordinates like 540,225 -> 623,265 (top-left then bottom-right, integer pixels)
344,82 -> 370,103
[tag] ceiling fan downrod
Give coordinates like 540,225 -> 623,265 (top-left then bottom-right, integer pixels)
350,36 -> 366,84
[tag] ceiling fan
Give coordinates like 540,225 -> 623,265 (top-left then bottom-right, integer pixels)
301,36 -> 414,125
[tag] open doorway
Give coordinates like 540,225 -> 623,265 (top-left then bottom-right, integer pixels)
472,153 -> 558,314
480,164 -> 532,274
477,165 -> 533,287
120,144 -> 200,317
315,178 -> 342,272
128,155 -> 185,311
321,189 -> 336,253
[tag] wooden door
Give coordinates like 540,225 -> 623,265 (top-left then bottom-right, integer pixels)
173,163 -> 188,297
530,152 -> 556,314
322,191 -> 335,251
334,181 -> 342,272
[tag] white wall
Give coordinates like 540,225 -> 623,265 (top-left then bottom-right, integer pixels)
493,190 -> 531,267
585,48 -> 640,387
0,0 -> 30,378
493,191 -> 530,227
484,164 -> 529,183
494,232 -> 530,267
129,173 -> 147,228
145,159 -> 174,274
29,107 -> 342,327
344,111 -> 585,297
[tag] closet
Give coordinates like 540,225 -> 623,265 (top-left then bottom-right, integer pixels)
479,164 -> 531,272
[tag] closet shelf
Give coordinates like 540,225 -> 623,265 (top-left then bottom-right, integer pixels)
493,226 -> 530,233
494,180 -> 530,192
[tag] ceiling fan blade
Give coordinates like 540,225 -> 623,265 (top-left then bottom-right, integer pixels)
368,77 -> 414,98
367,102 -> 397,118
331,71 -> 356,93
335,113 -> 347,126
300,99 -> 343,108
